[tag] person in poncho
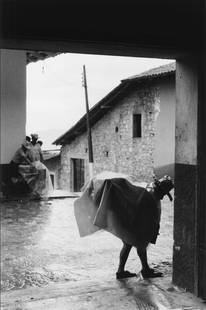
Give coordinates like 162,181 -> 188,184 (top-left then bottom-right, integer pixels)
74,172 -> 174,280
26,133 -> 53,198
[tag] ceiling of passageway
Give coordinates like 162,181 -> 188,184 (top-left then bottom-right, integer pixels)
0,0 -> 203,57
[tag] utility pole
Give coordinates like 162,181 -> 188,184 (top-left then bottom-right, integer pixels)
82,65 -> 94,179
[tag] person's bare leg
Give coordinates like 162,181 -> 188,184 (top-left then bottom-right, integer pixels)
136,247 -> 151,271
116,242 -> 137,279
137,246 -> 163,278
117,242 -> 132,273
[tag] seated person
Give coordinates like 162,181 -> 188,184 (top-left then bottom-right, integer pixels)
26,133 -> 53,198
9,136 -> 53,199
36,140 -> 44,162
27,133 -> 41,162
10,140 -> 33,180
4,139 -> 36,196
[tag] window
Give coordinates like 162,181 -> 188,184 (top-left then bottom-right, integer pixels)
133,114 -> 142,138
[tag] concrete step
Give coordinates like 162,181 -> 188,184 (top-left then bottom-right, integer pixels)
1,276 -> 205,310
49,190 -> 80,199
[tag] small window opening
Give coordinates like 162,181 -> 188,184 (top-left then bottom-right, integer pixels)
115,126 -> 119,132
133,114 -> 142,138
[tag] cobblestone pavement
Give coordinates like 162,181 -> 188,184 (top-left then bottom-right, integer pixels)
1,195 -> 205,309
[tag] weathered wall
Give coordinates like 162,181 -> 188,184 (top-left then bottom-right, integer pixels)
44,156 -> 61,189
153,75 -> 175,175
0,49 -> 27,164
173,60 -> 198,293
198,46 -> 206,300
60,85 -> 159,190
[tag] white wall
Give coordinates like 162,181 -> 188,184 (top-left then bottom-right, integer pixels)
175,61 -> 198,165
0,49 -> 27,164
153,76 -> 176,169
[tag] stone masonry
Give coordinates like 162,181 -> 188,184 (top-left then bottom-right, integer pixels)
60,85 -> 160,191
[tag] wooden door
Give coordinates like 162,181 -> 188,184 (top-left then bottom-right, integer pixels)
73,159 -> 85,192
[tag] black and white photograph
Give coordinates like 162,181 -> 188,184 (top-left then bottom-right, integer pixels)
0,1 -> 205,309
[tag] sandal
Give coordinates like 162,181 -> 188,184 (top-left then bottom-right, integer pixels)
116,270 -> 137,279
141,268 -> 163,278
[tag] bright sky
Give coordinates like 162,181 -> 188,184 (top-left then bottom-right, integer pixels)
26,53 -> 173,149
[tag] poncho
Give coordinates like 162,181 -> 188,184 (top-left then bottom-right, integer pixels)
74,172 -> 160,247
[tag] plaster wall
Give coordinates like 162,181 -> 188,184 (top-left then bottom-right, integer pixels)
173,60 -> 198,293
175,62 -> 197,165
153,76 -> 175,169
0,49 -> 27,164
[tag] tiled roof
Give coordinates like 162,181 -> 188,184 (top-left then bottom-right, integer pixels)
43,150 -> 60,161
122,62 -> 175,82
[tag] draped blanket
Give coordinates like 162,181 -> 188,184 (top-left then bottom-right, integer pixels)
18,161 -> 53,198
74,173 -> 161,247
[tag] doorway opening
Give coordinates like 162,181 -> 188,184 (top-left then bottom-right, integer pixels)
71,158 -> 85,192
1,49 -> 181,300
25,51 -> 176,284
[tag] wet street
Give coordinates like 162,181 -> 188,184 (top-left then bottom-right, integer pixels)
1,197 -> 173,292
1,198 -> 173,291
2,195 -> 204,309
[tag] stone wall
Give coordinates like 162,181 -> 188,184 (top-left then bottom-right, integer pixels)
60,84 -> 159,191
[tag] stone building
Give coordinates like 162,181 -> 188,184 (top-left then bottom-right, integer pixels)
54,62 -> 175,191
42,149 -> 61,189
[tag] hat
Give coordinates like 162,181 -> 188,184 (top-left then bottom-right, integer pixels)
31,133 -> 39,139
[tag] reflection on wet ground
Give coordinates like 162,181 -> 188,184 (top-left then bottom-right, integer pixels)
1,197 -> 173,292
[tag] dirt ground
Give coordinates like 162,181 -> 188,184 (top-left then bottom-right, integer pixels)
1,195 -> 173,292
1,193 -> 206,309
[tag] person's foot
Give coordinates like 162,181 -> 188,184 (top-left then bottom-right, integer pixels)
116,270 -> 137,279
141,268 -> 163,278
